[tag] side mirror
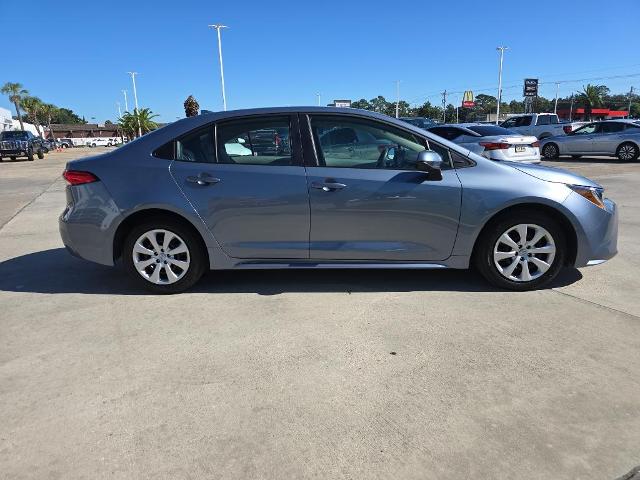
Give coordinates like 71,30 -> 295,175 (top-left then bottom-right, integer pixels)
415,150 -> 444,181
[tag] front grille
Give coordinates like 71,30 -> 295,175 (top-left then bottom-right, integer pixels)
1,141 -> 16,150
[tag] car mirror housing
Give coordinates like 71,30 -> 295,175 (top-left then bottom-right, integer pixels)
416,150 -> 444,181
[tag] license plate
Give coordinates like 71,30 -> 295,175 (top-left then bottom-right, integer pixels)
515,145 -> 526,153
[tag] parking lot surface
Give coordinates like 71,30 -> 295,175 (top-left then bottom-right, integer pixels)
1,150 -> 639,479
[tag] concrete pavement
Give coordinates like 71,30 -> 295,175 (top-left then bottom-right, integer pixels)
0,149 -> 639,479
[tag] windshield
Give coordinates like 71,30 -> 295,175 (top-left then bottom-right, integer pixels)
0,131 -> 28,140
467,125 -> 516,136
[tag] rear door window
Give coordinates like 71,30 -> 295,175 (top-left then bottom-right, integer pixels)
216,116 -> 293,166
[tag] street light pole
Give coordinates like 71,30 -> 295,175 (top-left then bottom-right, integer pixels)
495,46 -> 508,124
395,80 -> 401,118
127,72 -> 142,137
441,90 -> 447,123
554,82 -> 560,114
628,86 -> 635,118
316,92 -> 321,106
116,102 -> 122,118
122,90 -> 129,112
208,24 -> 228,111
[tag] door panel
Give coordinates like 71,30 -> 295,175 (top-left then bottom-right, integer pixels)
306,167 -> 462,261
169,115 -> 310,259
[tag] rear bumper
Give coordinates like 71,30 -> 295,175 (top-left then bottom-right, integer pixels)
58,183 -> 121,266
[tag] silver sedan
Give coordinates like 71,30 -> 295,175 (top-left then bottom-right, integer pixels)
540,120 -> 640,161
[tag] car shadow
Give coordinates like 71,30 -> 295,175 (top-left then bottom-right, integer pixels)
544,157 -> 628,165
0,248 -> 583,296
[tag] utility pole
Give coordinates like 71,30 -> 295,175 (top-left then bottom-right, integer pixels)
127,72 -> 142,137
441,89 -> 447,123
569,94 -> 574,121
395,80 -> 401,118
554,82 -> 560,114
122,90 -> 129,112
495,46 -> 508,124
116,101 -> 122,118
628,86 -> 635,118
116,102 -> 124,143
208,24 -> 228,111
316,92 -> 321,106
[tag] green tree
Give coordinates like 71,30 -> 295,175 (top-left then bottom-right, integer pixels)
577,84 -> 609,120
21,96 -> 44,136
51,108 -> 85,124
183,95 -> 200,117
119,108 -> 159,138
39,103 -> 59,140
351,98 -> 371,110
1,82 -> 28,130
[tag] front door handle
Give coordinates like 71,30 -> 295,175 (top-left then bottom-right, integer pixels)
311,180 -> 347,192
186,173 -> 220,186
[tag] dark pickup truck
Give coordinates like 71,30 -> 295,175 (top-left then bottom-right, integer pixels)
0,130 -> 46,161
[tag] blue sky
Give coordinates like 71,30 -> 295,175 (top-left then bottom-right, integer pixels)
1,0 -> 639,122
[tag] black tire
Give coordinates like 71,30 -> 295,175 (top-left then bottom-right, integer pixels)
27,150 -> 34,161
10,156 -> 16,161
542,143 -> 559,159
571,155 -> 581,159
37,150 -> 45,159
616,142 -> 639,161
61,144 -> 68,149
474,210 -> 566,291
123,219 -> 207,293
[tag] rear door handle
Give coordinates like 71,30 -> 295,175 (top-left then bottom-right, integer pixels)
311,181 -> 347,192
186,173 -> 220,186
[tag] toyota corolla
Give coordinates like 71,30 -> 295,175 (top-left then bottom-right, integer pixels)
59,107 -> 618,293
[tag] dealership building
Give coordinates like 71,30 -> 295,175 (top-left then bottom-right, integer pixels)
48,123 -> 120,140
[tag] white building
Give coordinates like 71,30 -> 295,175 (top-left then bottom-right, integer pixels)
0,106 -> 41,135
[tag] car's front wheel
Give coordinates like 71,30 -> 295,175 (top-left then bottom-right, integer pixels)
542,143 -> 559,159
475,212 -> 566,291
37,150 -> 45,159
123,220 -> 207,293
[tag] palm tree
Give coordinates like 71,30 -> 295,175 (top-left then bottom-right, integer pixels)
1,82 -> 28,130
184,95 -> 200,117
21,96 -> 44,136
39,103 -> 59,140
118,108 -> 159,138
578,84 -> 609,121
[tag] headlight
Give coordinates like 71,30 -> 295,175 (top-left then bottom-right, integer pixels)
19,141 -> 29,148
568,184 -> 605,210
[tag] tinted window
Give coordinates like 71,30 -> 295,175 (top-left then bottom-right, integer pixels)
153,141 -> 174,159
176,126 -> 215,163
216,116 -> 292,166
467,125 -> 514,136
0,131 -> 28,140
600,122 -> 625,133
310,115 -> 427,170
536,115 -> 550,125
428,127 -> 464,141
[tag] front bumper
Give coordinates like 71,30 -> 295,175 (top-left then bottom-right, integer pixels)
564,193 -> 618,268
0,149 -> 29,157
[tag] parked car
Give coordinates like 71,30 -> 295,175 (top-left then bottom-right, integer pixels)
59,107 -> 618,293
540,120 -> 640,161
400,117 -> 437,129
0,130 -> 46,161
427,123 -> 540,163
500,113 -> 582,139
59,138 -> 74,148
86,138 -> 112,147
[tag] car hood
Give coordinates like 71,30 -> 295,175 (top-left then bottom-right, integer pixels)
501,160 -> 601,188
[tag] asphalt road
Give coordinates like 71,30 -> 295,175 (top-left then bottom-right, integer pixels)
1,149 -> 639,479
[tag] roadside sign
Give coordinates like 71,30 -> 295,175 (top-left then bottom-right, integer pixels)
523,79 -> 538,97
333,100 -> 352,108
462,90 -> 475,108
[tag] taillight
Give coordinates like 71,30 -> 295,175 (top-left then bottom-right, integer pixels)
563,125 -> 573,134
531,141 -> 540,148
480,142 -> 510,151
63,170 -> 99,185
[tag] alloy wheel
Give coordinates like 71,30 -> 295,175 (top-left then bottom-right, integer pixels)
618,144 -> 637,160
493,223 -> 556,282
543,144 -> 558,159
132,229 -> 190,285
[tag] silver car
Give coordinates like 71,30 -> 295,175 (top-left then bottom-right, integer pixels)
428,123 -> 541,163
540,120 -> 640,161
59,107 -> 618,293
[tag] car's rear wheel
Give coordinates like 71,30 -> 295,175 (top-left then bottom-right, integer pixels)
10,156 -> 16,161
616,142 -> 639,161
542,143 -> 559,159
37,150 -> 44,159
27,150 -> 34,161
123,220 -> 207,293
475,212 -> 566,291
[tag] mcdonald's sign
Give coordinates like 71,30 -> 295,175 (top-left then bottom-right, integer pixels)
462,90 -> 475,108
